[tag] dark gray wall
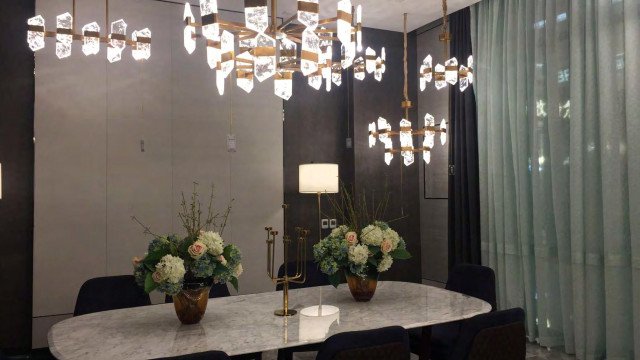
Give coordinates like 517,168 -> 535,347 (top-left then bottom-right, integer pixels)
0,0 -> 35,353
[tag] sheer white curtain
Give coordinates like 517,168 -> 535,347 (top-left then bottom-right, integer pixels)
471,0 -> 639,358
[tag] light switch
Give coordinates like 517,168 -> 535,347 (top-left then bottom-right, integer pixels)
227,134 -> 237,152
329,219 -> 337,229
321,219 -> 329,229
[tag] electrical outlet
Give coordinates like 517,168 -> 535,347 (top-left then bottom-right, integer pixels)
227,134 -> 237,152
321,219 -> 329,229
329,219 -> 337,229
346,137 -> 353,149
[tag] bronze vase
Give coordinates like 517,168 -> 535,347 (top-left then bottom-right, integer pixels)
345,269 -> 379,302
172,283 -> 211,325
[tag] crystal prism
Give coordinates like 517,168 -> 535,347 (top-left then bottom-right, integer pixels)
254,33 -> 276,82
440,119 -> 447,145
374,57 -> 383,81
274,71 -> 293,100
27,15 -> 46,52
423,150 -> 431,164
354,57 -> 365,80
219,30 -> 235,78
459,65 -> 469,92
419,55 -> 433,91
82,22 -> 100,56
332,64 -> 342,86
297,0 -> 319,30
368,122 -> 377,148
301,29 -> 320,76
424,113 -> 435,149
341,42 -> 355,69
365,47 -> 376,73
56,13 -> 73,59
108,19 -> 127,63
445,57 -> 458,85
377,117 -> 392,148
381,47 -> 386,73
207,46 -> 219,69
184,3 -> 196,54
336,0 -> 352,45
216,69 -> 225,95
236,50 -> 254,93
400,119 -> 415,166
308,73 -> 322,90
279,38 -> 297,64
467,55 -> 474,84
200,0 -> 220,41
356,5 -> 362,52
132,28 -> 151,61
245,0 -> 268,33
434,63 -> 447,90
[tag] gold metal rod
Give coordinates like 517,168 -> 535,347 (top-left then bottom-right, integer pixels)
72,0 -> 76,31
271,0 -> 277,33
318,17 -> 338,25
106,0 -> 109,29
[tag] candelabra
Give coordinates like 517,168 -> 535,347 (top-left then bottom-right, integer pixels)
266,204 -> 309,316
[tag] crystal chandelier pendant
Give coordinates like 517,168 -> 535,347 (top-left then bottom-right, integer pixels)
399,119 -> 415,166
365,47 -> 376,74
27,15 -> 46,52
440,119 -> 447,145
308,72 -> 322,90
301,29 -> 320,76
183,3 -> 196,54
381,47 -> 386,73
341,42 -> 355,69
419,55 -> 433,91
207,46 -> 220,70
368,122 -> 377,148
355,5 -> 363,52
254,33 -> 276,82
374,57 -> 383,81
467,55 -> 474,84
274,71 -> 293,100
56,12 -> 73,59
354,57 -> 365,81
132,28 -> 151,61
297,0 -> 319,30
445,57 -> 458,85
459,65 -> 469,92
244,0 -> 268,33
200,0 -> 220,41
423,149 -> 431,164
424,113 -> 436,149
331,64 -> 342,86
81,22 -> 100,56
236,38 -> 255,93
336,0 -> 352,45
107,19 -> 127,63
434,63 -> 447,90
216,69 -> 225,95
219,30 -> 235,78
279,37 -> 297,63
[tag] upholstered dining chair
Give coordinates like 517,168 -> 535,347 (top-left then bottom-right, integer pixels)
448,308 -> 526,360
315,326 -> 411,360
276,261 -> 330,360
151,350 -> 231,360
409,264 -> 497,359
73,275 -> 151,317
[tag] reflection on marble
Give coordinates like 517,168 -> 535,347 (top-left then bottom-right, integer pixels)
49,281 -> 490,359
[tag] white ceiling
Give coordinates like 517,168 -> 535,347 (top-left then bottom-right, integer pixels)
216,0 -> 481,33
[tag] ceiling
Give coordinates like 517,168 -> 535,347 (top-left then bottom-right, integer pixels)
215,0 -> 481,33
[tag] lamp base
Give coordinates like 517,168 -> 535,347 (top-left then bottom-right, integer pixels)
274,309 -> 297,317
300,305 -> 340,317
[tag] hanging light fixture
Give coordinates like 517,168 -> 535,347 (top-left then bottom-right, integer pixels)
27,0 -> 152,62
368,13 -> 447,167
183,0 -> 385,99
418,0 -> 473,92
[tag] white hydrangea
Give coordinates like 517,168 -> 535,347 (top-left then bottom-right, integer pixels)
198,231 -> 225,256
331,225 -> 349,238
348,244 -> 369,265
156,255 -> 186,284
383,228 -> 401,251
361,225 -> 384,246
377,254 -> 394,272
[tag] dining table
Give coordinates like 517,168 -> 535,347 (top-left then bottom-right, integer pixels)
48,281 -> 491,359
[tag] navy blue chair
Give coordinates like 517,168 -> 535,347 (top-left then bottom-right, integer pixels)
448,308 -> 526,360
410,264 -> 497,359
316,326 -> 410,360
0,350 -> 7,360
152,350 -> 231,360
164,282 -> 231,303
73,275 -> 151,316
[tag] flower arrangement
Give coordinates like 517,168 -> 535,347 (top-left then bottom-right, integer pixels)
313,183 -> 411,288
132,184 -> 243,296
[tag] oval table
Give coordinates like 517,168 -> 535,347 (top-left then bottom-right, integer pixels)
49,281 -> 491,359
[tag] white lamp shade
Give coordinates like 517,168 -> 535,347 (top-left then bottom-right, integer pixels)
299,163 -> 339,194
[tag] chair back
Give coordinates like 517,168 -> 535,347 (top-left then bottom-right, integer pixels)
276,261 -> 329,291
316,326 -> 410,360
449,308 -> 526,360
151,350 -> 230,360
73,275 -> 151,316
164,282 -> 231,303
446,264 -> 497,311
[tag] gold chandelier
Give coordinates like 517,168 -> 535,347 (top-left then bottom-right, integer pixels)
368,13 -> 447,167
183,0 -> 385,99
27,0 -> 152,62
418,0 -> 473,92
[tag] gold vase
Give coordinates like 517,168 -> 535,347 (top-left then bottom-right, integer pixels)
172,285 -> 210,325
345,270 -> 379,302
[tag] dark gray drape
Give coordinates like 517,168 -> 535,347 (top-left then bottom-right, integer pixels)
447,7 -> 481,270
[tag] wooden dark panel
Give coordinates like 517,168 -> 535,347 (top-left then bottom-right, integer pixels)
0,0 -> 35,353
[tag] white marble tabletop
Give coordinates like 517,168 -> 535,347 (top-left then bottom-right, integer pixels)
49,281 -> 491,359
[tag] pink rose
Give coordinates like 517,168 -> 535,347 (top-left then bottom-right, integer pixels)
346,231 -> 358,246
218,255 -> 228,266
132,256 -> 142,266
152,271 -> 164,283
380,239 -> 393,254
188,241 -> 207,259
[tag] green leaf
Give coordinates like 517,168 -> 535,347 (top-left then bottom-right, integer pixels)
229,277 -> 239,292
143,250 -> 165,268
144,273 -> 158,293
212,264 -> 229,276
389,248 -> 412,260
368,246 -> 381,256
328,272 -> 341,288
368,257 -> 379,267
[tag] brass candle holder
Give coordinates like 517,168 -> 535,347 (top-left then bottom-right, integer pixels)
266,204 -> 309,317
